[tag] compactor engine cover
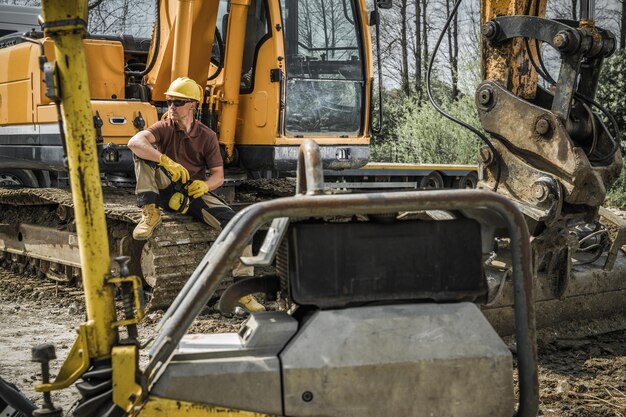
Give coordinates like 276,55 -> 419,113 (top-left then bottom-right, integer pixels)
152,304 -> 513,416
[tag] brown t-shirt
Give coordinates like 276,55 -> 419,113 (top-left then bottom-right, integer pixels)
147,119 -> 223,181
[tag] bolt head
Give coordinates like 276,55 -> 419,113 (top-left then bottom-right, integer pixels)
302,391 -> 314,402
478,89 -> 492,105
553,32 -> 570,50
535,118 -> 550,135
32,344 -> 56,363
532,182 -> 549,202
479,145 -> 493,165
481,22 -> 496,38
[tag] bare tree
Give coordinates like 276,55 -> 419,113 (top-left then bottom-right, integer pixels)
422,0 -> 429,76
0,0 -> 40,5
445,0 -> 459,99
400,0 -> 411,96
87,0 -> 154,37
378,2 -> 405,87
619,0 -> 626,49
414,0 -> 423,101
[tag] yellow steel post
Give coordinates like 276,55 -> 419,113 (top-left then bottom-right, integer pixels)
359,0 -> 374,136
219,0 -> 251,163
41,0 -> 117,359
146,0 -> 218,100
172,0 -> 194,78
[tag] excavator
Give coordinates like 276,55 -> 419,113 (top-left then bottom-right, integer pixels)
0,0 -> 480,307
0,0 -> 625,415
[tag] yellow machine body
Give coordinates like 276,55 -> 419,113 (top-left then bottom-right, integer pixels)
142,0 -> 375,169
1,0 -> 375,177
0,32 -> 157,174
137,397 -> 274,417
0,38 -> 129,124
39,0 -> 117,363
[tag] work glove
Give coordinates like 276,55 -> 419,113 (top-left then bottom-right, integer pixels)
159,154 -> 189,184
187,180 -> 209,199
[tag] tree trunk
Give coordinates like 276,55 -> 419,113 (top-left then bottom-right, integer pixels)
320,0 -> 330,60
446,0 -> 459,100
619,0 -> 626,49
571,0 -> 577,21
414,0 -> 423,102
451,0 -> 459,99
400,0 -> 410,96
422,0 -> 429,76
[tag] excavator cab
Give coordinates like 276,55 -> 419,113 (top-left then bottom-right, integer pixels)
139,140 -> 538,417
198,0 -> 375,173
280,0 -> 365,138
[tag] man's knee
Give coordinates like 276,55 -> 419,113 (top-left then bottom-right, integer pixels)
188,198 -> 235,229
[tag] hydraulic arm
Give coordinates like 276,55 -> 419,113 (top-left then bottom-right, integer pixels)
478,0 -> 621,227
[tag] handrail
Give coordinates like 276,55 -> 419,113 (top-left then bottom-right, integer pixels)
296,139 -> 324,195
146,190 -> 538,416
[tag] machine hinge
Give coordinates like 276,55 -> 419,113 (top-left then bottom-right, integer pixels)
270,68 -> 284,83
43,61 -> 59,102
93,111 -> 104,144
133,111 -> 145,130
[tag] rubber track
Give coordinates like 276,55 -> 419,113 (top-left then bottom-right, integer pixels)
0,187 -> 220,310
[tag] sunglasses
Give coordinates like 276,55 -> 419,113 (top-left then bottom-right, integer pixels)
167,99 -> 194,107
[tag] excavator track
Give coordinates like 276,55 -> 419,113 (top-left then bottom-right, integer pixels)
0,187 -> 219,310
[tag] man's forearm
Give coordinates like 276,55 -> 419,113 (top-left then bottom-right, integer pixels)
205,175 -> 224,192
128,132 -> 161,162
130,141 -> 162,162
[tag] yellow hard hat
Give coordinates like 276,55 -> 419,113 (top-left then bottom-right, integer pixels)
164,77 -> 203,102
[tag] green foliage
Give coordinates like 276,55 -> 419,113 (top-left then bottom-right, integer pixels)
596,50 -> 626,134
606,168 -> 626,209
598,50 -> 626,207
371,91 -> 481,165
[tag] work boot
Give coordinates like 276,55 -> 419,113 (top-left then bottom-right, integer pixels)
237,294 -> 265,313
133,204 -> 161,240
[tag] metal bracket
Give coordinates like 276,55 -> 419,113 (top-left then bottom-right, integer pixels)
107,275 -> 146,328
270,68 -> 283,83
43,61 -> 60,103
240,217 -> 290,266
35,324 -> 91,392
598,207 -> 626,270
483,16 -> 615,121
93,111 -> 104,144
42,18 -> 87,31
111,345 -> 142,413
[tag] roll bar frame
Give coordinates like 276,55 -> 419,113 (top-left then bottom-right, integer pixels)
147,140 -> 538,417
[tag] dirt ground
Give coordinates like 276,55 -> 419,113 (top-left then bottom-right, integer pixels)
0,269 -> 624,416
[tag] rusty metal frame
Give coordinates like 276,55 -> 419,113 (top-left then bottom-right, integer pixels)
147,189 -> 539,416
483,15 -> 616,122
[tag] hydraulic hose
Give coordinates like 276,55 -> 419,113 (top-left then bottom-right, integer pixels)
125,0 -> 160,78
